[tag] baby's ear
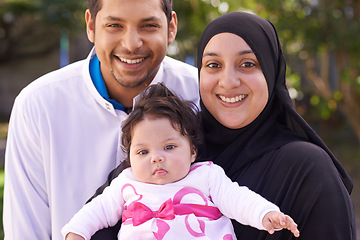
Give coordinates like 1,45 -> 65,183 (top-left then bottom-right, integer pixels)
191,146 -> 197,163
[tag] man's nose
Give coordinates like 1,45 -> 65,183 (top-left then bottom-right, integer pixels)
121,28 -> 143,53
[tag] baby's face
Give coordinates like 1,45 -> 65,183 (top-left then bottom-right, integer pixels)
129,117 -> 196,185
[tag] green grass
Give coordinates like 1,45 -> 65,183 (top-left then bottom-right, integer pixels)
0,123 -> 8,139
0,166 -> 4,239
1,122 -> 6,238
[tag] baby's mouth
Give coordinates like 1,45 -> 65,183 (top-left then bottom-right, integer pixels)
153,168 -> 167,176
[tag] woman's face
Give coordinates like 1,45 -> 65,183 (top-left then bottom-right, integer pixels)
200,33 -> 269,129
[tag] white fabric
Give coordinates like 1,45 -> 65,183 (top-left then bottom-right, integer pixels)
3,47 -> 200,240
62,162 -> 279,240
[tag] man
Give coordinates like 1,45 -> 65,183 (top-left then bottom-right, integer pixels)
3,0 -> 199,239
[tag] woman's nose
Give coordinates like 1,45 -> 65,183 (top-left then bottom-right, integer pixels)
218,67 -> 241,90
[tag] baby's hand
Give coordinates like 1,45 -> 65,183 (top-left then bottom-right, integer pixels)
262,211 -> 300,238
65,232 -> 85,240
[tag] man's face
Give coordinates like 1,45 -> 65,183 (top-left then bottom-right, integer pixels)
85,0 -> 177,90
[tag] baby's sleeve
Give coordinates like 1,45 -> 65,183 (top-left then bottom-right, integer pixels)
61,174 -> 126,240
208,163 -> 280,230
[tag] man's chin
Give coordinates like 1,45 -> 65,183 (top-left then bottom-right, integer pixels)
112,74 -> 149,89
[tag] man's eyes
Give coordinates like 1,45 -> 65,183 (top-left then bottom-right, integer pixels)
106,23 -> 122,28
143,23 -> 159,28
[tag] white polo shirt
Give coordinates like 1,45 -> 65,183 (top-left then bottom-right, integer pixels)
3,47 -> 199,240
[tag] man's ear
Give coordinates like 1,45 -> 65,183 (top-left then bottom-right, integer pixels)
167,11 -> 177,45
85,9 -> 95,43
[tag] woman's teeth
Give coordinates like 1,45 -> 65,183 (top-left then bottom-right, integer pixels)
219,94 -> 247,103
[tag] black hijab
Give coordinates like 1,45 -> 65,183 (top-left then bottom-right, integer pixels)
197,11 -> 353,194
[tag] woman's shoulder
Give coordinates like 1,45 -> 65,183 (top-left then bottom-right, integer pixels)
278,141 -> 329,158
275,141 -> 337,174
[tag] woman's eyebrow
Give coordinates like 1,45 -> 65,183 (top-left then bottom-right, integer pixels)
237,50 -> 254,55
202,50 -> 254,58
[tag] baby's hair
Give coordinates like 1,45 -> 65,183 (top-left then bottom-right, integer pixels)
121,83 -> 202,164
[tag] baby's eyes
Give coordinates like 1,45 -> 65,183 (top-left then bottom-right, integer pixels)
165,145 -> 175,150
138,150 -> 149,155
136,145 -> 175,155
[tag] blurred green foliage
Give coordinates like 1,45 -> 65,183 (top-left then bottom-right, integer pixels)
0,0 -> 86,62
172,0 -> 360,141
0,0 -> 359,134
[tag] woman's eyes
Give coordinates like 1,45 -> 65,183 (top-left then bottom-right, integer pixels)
241,61 -> 256,68
205,60 -> 256,69
205,62 -> 221,68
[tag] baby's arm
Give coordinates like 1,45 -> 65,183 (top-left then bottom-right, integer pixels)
65,233 -> 85,240
61,175 -> 126,239
262,211 -> 300,237
208,163 -> 300,236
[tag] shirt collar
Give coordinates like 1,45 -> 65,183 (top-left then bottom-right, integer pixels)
89,55 -> 125,111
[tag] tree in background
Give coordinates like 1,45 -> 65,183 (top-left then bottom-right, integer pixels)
0,0 -> 359,142
0,0 -> 86,63
257,0 -> 360,144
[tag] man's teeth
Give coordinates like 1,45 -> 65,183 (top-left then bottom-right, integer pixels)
219,94 -> 247,103
119,57 -> 145,64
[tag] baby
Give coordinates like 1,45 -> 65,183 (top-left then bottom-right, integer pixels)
62,83 -> 300,240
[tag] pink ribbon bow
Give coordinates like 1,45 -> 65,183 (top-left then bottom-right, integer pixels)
123,198 -> 175,226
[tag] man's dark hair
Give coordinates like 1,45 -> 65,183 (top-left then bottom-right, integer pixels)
87,0 -> 173,23
121,83 -> 202,164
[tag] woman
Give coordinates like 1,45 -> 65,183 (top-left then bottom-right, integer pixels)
88,11 -> 356,240
197,11 -> 356,239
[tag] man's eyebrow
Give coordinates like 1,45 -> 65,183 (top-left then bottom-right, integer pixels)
202,50 -> 254,58
103,16 -> 161,22
104,16 -> 123,21
142,16 -> 161,22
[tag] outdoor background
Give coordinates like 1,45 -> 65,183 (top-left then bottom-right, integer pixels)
0,0 -> 359,239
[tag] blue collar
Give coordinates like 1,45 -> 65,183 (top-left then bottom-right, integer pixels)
89,55 -> 125,111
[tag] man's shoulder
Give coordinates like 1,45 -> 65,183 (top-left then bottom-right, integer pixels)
17,59 -> 87,99
159,56 -> 199,105
37,59 -> 85,83
162,56 -> 197,77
